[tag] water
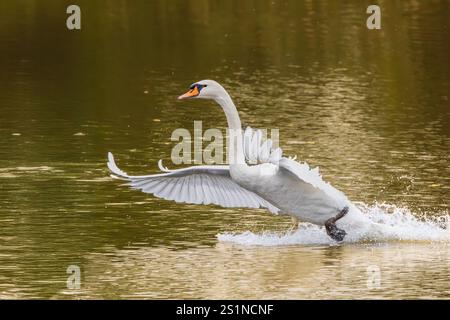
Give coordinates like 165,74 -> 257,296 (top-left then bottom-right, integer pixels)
0,0 -> 449,299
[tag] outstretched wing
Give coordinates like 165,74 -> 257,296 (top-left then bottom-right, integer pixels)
107,152 -> 279,214
243,127 -> 282,165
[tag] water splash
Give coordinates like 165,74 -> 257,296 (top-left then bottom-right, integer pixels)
217,203 -> 450,246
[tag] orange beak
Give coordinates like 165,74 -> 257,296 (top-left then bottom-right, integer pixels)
178,86 -> 199,100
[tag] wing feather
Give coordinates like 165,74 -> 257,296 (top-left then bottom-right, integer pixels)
278,157 -> 349,207
107,152 -> 280,214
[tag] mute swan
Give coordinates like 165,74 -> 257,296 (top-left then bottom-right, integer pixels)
108,80 -> 360,241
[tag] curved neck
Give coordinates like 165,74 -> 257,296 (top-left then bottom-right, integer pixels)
215,93 -> 246,165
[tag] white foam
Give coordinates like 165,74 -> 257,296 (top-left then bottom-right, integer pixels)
217,203 -> 450,246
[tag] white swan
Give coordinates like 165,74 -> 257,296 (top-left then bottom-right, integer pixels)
107,80 -> 374,241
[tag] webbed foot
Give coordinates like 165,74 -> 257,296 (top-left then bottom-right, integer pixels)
325,206 -> 349,242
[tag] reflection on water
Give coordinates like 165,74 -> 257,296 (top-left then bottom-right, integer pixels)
59,242 -> 450,299
0,1 -> 449,299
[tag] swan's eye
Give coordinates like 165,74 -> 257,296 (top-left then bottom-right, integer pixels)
188,84 -> 207,93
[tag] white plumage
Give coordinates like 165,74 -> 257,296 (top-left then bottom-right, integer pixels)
108,80 -> 366,240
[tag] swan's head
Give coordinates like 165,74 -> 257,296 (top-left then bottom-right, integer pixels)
178,80 -> 226,100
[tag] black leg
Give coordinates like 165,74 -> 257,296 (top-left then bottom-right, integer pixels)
325,206 -> 349,242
